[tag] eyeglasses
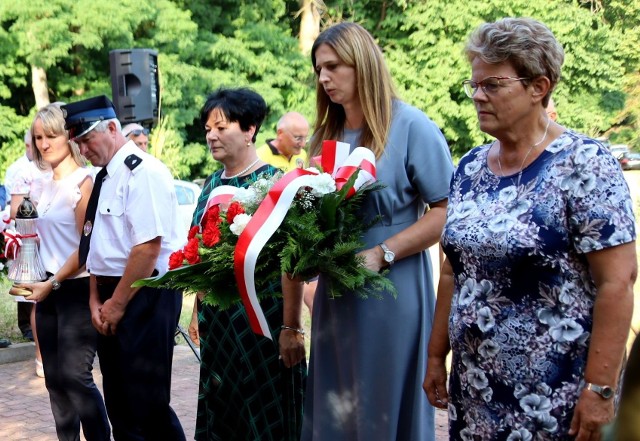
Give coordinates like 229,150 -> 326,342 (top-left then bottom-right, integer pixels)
286,130 -> 307,144
462,76 -> 530,98
127,128 -> 149,137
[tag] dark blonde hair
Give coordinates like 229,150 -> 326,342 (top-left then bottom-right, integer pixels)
31,103 -> 86,170
310,22 -> 397,159
465,17 -> 564,106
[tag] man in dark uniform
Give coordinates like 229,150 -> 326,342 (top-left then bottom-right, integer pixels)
62,96 -> 186,440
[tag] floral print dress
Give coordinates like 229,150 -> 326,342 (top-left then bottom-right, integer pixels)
443,131 -> 635,440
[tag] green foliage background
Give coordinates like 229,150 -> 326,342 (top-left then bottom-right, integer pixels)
1,0 -> 639,180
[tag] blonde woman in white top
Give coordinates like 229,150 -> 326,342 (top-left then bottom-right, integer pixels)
12,103 -> 110,441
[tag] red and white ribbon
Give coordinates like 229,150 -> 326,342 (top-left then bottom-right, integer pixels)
201,185 -> 238,223
234,141 -> 377,339
314,140 -> 376,197
3,229 -> 37,260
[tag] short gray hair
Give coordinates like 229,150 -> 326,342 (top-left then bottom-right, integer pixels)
93,118 -> 122,133
465,17 -> 564,106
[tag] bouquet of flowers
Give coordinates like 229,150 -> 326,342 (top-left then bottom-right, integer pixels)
134,141 -> 396,335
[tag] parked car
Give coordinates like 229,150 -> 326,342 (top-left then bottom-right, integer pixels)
619,152 -> 640,171
174,179 -> 202,232
609,144 -> 630,159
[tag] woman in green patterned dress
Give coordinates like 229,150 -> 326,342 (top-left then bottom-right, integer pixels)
188,87 -> 306,441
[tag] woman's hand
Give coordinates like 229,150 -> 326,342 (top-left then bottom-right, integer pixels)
358,246 -> 386,273
280,274 -> 305,368
279,328 -> 305,368
569,389 -> 614,440
18,281 -> 53,303
189,294 -> 201,346
423,355 -> 449,409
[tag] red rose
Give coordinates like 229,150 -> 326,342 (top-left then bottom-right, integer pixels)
183,238 -> 201,264
226,202 -> 245,224
202,223 -> 221,247
201,205 -> 221,229
188,225 -> 200,240
168,250 -> 185,270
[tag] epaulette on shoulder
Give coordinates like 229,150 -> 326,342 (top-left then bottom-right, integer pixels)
124,154 -> 143,172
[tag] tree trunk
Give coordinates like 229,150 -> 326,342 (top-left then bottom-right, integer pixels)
31,65 -> 50,110
299,0 -> 321,55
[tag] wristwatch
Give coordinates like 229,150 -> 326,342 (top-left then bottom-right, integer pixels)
48,276 -> 61,291
378,242 -> 395,266
585,383 -> 614,399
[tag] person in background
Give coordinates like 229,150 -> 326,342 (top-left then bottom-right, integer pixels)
546,96 -> 558,121
303,22 -> 453,441
64,95 -> 186,440
121,123 -> 149,152
0,185 -> 9,349
424,17 -> 637,440
188,87 -> 306,441
6,128 -> 52,375
12,103 -> 110,441
257,111 -> 309,171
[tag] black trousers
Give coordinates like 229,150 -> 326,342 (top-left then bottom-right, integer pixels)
17,301 -> 32,335
96,284 -> 185,441
36,277 -> 110,441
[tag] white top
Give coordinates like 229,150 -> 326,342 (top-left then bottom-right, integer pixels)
4,154 -> 29,199
87,141 -> 186,277
38,167 -> 91,278
4,155 -> 52,205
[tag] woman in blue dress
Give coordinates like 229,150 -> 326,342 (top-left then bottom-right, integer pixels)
424,18 -> 637,440
302,22 -> 454,440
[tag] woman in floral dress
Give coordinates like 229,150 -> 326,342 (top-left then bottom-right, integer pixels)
424,18 -> 637,440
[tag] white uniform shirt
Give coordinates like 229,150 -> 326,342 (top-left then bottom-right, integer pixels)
87,141 -> 186,277
37,167 -> 91,278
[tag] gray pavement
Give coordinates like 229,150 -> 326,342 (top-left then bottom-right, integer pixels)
0,343 -> 449,440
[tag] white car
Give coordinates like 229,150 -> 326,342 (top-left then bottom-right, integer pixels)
609,144 -> 630,159
173,179 -> 201,233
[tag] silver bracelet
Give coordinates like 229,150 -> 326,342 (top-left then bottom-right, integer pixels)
281,325 -> 305,336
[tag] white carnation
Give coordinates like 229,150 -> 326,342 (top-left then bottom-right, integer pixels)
231,187 -> 258,206
304,166 -> 321,174
308,173 -> 336,197
230,213 -> 252,235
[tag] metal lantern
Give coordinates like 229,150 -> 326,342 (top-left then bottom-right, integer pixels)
7,197 -> 47,283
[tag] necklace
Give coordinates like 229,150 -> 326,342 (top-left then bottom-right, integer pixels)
221,158 -> 260,179
40,182 -> 61,217
496,117 -> 551,188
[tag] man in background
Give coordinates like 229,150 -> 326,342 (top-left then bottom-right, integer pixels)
257,112 -> 309,171
122,123 -> 149,152
63,96 -> 186,440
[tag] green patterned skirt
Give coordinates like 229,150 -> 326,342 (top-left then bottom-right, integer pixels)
194,296 -> 306,441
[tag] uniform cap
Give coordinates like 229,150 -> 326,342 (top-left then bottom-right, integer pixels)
61,95 -> 117,141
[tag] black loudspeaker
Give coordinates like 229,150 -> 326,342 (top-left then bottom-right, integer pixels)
109,49 -> 160,126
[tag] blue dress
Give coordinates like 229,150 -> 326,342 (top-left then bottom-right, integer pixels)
302,101 -> 454,441
443,131 -> 636,440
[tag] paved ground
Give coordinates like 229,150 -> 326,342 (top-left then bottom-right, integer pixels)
0,343 -> 448,440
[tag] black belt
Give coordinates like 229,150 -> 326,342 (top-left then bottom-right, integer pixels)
94,269 -> 158,287
95,275 -> 122,286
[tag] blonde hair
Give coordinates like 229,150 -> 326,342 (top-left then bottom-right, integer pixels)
31,103 -> 86,170
309,22 -> 397,159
